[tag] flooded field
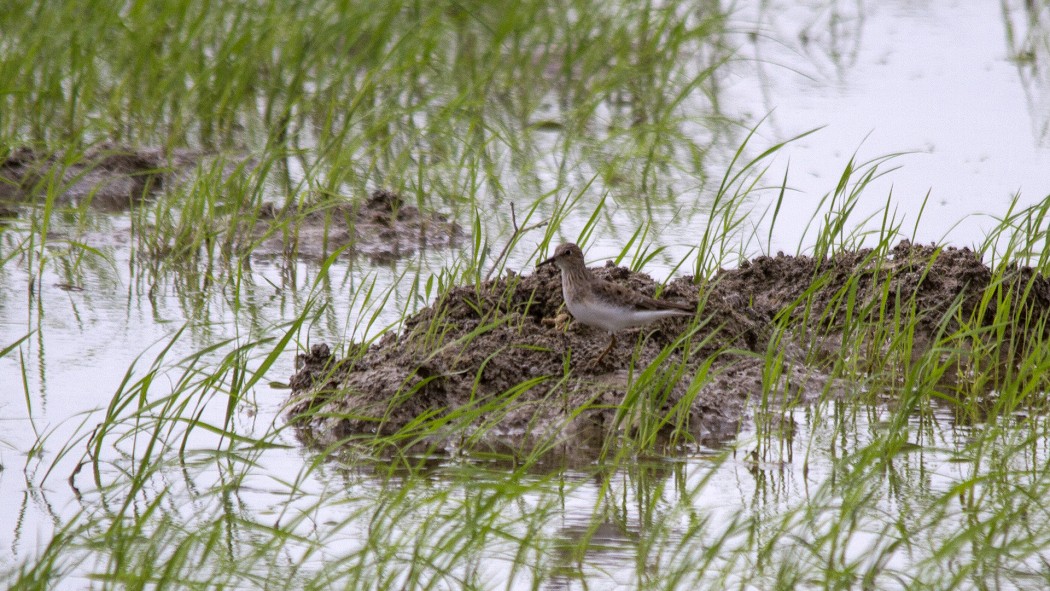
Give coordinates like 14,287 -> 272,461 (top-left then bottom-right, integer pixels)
2,0 -> 1050,588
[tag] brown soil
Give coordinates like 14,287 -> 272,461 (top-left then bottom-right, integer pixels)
1,145 -> 461,261
252,189 -> 462,262
285,241 -> 1050,454
0,144 -> 201,211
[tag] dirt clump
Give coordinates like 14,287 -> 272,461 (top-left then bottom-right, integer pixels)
0,144 -> 200,210
719,241 -> 1050,368
0,144 -> 460,262
253,189 -> 462,262
286,241 -> 1050,453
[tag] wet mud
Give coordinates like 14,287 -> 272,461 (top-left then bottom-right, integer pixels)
1,145 -> 461,261
0,144 -> 200,211
287,241 -> 1050,453
252,189 -> 462,262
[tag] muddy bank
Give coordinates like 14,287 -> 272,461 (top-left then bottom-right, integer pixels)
286,241 -> 1050,452
252,189 -> 462,262
1,145 -> 461,261
0,144 -> 201,210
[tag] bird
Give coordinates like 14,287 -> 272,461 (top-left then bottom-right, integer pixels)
537,242 -> 694,364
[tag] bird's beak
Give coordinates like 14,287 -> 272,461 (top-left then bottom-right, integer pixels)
537,254 -> 557,268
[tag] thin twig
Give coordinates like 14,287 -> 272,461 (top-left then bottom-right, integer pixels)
485,202 -> 549,282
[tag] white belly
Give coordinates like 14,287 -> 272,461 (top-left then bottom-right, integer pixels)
564,286 -> 686,333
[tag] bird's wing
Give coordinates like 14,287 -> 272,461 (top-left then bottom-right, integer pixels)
592,278 -> 694,312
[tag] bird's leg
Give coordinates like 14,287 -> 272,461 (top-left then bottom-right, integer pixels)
593,333 -> 616,365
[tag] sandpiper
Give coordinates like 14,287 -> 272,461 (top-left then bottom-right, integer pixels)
537,242 -> 694,363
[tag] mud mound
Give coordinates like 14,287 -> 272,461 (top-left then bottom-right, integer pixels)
1,144 -> 460,261
0,144 -> 200,210
253,189 -> 462,262
717,241 -> 1050,364
715,241 -> 994,327
286,241 -> 1050,453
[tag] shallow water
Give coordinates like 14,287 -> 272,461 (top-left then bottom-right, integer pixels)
3,0 -> 1050,587
446,0 -> 1050,274
727,0 -> 1050,247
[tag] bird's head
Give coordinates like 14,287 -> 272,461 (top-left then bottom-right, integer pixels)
537,242 -> 585,270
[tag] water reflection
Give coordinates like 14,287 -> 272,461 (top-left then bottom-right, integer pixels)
735,0 -> 1050,251
1003,0 -> 1050,146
